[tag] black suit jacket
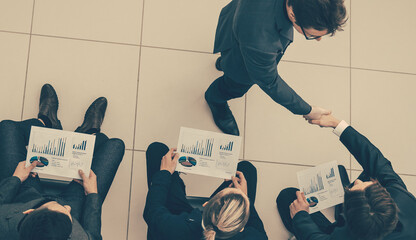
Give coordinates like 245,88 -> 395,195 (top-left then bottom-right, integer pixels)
143,170 -> 268,240
214,0 -> 311,115
0,176 -> 103,240
292,126 -> 416,240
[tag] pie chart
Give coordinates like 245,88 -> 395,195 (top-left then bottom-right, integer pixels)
178,156 -> 197,167
30,156 -> 49,167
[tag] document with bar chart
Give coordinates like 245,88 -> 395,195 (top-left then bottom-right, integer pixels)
176,127 -> 242,179
25,126 -> 95,180
297,161 -> 344,213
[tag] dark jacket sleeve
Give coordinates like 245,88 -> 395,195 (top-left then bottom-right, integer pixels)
245,202 -> 268,239
143,170 -> 201,239
239,44 -> 311,115
81,193 -> 102,240
292,211 -> 331,240
340,126 -> 406,189
0,176 -> 21,205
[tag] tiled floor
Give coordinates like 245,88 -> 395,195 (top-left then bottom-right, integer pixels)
1,1 -> 415,239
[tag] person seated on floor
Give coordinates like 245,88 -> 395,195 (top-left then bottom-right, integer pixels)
0,84 -> 125,240
143,142 -> 268,240
276,114 -> 416,240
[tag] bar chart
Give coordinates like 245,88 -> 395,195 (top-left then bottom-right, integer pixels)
73,140 -> 88,151
219,141 -> 234,151
302,173 -> 324,195
180,138 -> 214,157
31,137 -> 67,157
326,167 -> 335,179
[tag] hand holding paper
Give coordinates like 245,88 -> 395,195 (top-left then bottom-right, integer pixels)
13,161 -> 38,182
160,148 -> 178,174
229,171 -> 248,196
75,170 -> 98,195
289,191 -> 310,219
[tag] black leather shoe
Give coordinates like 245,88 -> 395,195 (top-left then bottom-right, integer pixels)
76,97 -> 107,134
206,101 -> 239,136
215,57 -> 222,71
38,84 -> 62,129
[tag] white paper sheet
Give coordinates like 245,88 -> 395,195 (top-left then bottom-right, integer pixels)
176,127 -> 242,179
25,126 -> 95,180
297,161 -> 344,213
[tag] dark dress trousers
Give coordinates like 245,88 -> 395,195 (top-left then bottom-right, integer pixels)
206,0 -> 311,115
292,126 -> 416,240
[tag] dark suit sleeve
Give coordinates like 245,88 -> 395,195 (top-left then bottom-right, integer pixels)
0,176 -> 21,205
239,44 -> 311,115
340,126 -> 406,188
81,193 -> 102,240
292,211 -> 331,240
143,170 -> 198,239
245,203 -> 268,239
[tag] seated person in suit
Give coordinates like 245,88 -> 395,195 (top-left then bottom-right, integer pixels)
143,142 -> 268,240
0,84 -> 125,240
276,114 -> 416,240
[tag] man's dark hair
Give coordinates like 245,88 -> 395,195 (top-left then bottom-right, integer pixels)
288,0 -> 347,35
19,208 -> 72,240
344,180 -> 399,240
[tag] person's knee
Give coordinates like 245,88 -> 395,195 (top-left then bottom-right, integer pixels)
146,142 -> 169,153
237,160 -> 256,175
0,120 -> 16,130
108,138 -> 125,153
276,187 -> 299,204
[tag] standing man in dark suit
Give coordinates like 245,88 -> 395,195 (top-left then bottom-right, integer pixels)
0,84 -> 125,240
205,0 -> 347,135
276,114 -> 416,240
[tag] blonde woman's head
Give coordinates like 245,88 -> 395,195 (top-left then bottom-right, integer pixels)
202,188 -> 250,240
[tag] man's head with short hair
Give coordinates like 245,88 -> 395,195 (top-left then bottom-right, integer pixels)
344,180 -> 399,240
286,0 -> 347,40
19,202 -> 73,240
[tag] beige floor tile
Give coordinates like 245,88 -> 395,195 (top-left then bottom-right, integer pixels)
351,69 -> 416,174
102,150 -> 133,240
22,36 -> 139,148
245,62 -> 350,166
251,161 -> 311,240
283,0 -> 350,67
134,47 -> 245,154
142,0 -> 229,52
0,0 -> 33,33
351,0 -> 416,74
401,175 -> 416,197
32,0 -> 143,44
128,151 -> 149,240
0,32 -> 30,121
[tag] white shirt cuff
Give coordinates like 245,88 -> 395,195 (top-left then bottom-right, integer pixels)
333,120 -> 349,137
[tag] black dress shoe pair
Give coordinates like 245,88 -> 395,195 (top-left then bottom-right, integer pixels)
38,84 -> 107,134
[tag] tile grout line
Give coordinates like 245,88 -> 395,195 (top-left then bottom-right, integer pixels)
126,0 -> 147,238
3,28 -> 416,76
20,0 -> 36,121
243,94 -> 248,159
349,0 -> 352,176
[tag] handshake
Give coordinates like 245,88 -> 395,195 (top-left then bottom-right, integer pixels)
303,106 -> 341,128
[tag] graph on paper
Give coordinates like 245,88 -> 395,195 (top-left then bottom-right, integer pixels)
302,173 -> 324,195
219,141 -> 234,151
180,138 -> 214,157
326,167 -> 335,179
73,140 -> 87,151
31,137 -> 67,157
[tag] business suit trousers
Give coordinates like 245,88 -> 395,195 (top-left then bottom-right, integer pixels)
0,118 -> 125,221
146,142 -> 258,215
276,165 -> 350,236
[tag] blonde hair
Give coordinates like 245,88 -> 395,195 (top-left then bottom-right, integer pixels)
202,188 -> 250,240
